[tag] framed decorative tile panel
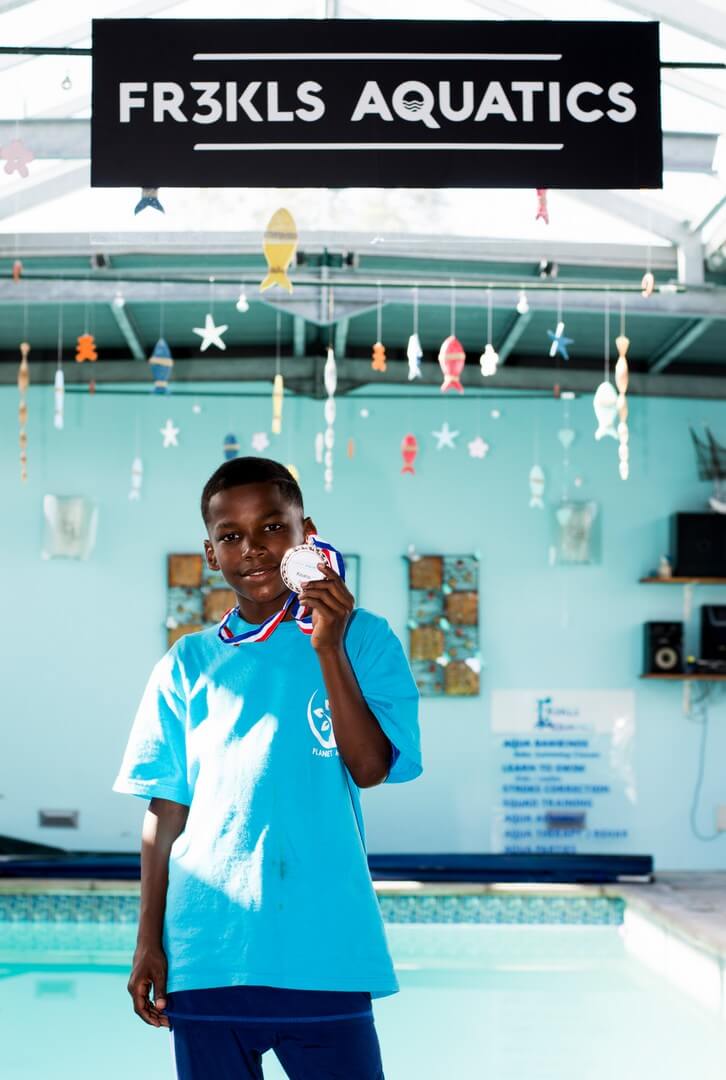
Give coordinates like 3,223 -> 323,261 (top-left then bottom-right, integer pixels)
407,554 -> 481,697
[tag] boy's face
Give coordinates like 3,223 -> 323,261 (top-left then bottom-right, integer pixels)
204,482 -> 316,621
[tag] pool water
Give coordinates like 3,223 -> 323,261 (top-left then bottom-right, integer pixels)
1,921 -> 725,1079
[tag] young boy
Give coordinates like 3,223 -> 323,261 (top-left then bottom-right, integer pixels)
112,457 -> 422,1079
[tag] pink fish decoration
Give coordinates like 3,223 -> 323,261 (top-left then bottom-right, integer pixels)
535,188 -> 549,224
438,336 -> 465,393
401,434 -> 418,474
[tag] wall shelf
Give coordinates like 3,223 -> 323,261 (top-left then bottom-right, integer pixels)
640,673 -> 726,681
639,576 -> 726,584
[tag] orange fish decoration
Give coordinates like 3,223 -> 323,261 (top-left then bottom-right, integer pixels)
371,341 -> 386,372
401,434 -> 418,474
76,333 -> 97,363
438,335 -> 465,393
347,438 -> 355,459
12,259 -> 22,282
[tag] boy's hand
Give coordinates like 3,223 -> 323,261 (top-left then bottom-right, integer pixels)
299,562 -> 354,652
128,943 -> 170,1028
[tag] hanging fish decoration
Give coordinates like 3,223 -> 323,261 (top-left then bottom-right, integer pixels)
615,334 -> 630,482
324,346 -> 337,398
148,338 -> 174,393
407,333 -> 423,381
271,373 -> 284,434
18,341 -> 29,482
12,259 -> 22,283
134,188 -> 164,215
223,434 -> 240,461
347,438 -> 355,459
260,208 -> 298,293
438,336 -> 465,393
371,341 -> 387,372
593,381 -> 619,440
535,188 -> 549,224
76,333 -> 97,363
401,434 -> 418,475
54,368 -> 65,430
128,456 -> 143,500
315,432 -> 324,464
615,335 -> 629,407
529,464 -> 545,508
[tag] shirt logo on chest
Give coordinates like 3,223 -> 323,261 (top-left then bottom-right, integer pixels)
307,689 -> 337,751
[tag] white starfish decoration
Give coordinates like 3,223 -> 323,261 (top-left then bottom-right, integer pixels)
468,436 -> 490,459
432,421 -> 459,450
160,418 -> 179,447
193,313 -> 228,352
251,431 -> 270,452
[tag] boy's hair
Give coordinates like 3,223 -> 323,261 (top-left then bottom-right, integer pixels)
201,457 -> 304,526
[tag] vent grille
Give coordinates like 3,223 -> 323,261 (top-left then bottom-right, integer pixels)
38,810 -> 79,828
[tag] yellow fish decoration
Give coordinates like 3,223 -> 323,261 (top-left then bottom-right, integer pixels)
260,208 -> 298,294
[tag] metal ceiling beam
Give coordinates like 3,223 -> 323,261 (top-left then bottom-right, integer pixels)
649,317 -> 714,373
563,190 -> 690,244
661,70 -> 726,112
0,0 -> 185,73
662,132 -> 718,174
613,0 -> 726,51
109,293 -> 145,361
8,357 -> 726,400
0,0 -> 36,12
497,310 -> 532,365
0,230 -> 679,272
0,164 -> 89,221
1,278 -> 724,319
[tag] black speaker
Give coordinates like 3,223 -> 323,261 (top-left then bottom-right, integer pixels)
700,606 -> 726,661
672,513 -> 726,577
644,622 -> 684,674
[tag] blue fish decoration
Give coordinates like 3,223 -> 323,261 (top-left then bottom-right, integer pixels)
148,338 -> 174,393
223,434 -> 240,461
134,187 -> 165,215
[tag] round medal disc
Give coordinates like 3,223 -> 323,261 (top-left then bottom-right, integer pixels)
280,544 -> 327,594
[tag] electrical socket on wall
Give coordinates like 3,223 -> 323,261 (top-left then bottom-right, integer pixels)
716,806 -> 726,832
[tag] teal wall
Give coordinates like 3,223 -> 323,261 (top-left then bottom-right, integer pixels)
1,378 -> 725,869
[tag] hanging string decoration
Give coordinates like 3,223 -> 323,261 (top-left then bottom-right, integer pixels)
18,341 -> 30,482
148,338 -> 174,393
615,303 -> 630,481
641,210 -> 655,297
54,304 -> 64,430
547,290 -> 573,360
480,287 -> 499,377
134,188 -> 164,215
516,289 -> 529,315
223,434 -> 240,460
641,271 -> 655,298
315,431 -> 324,465
12,260 -> 22,283
439,279 -> 465,393
260,208 -> 298,293
371,281 -> 386,371
193,277 -> 228,351
272,312 -> 284,434
535,188 -> 549,224
1,138 -> 34,178
76,333 -> 97,362
401,434 -> 418,474
407,284 -> 423,381
323,345 -> 337,493
593,296 -> 618,443
236,288 -> 249,313
129,457 -> 144,500
529,464 -> 545,508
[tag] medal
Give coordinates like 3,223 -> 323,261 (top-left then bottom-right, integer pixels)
218,534 -> 345,645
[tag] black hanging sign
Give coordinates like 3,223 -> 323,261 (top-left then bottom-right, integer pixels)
91,19 -> 662,189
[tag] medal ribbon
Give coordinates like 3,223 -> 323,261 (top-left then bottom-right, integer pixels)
217,534 -> 345,646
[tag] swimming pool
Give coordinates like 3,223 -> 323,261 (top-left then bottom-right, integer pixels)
1,891 -> 725,1080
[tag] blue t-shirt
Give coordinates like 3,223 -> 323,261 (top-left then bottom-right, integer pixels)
112,607 -> 422,998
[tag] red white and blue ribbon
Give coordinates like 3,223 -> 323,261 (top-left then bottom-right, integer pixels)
218,535 -> 345,646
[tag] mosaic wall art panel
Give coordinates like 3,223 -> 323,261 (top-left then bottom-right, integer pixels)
407,554 -> 480,697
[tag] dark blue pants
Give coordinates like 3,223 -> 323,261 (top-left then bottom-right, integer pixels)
163,986 -> 385,1079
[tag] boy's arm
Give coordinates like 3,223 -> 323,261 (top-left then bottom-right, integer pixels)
316,647 -> 392,788
128,796 -> 189,1028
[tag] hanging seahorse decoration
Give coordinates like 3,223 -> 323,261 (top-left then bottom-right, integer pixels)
18,341 -> 30,481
